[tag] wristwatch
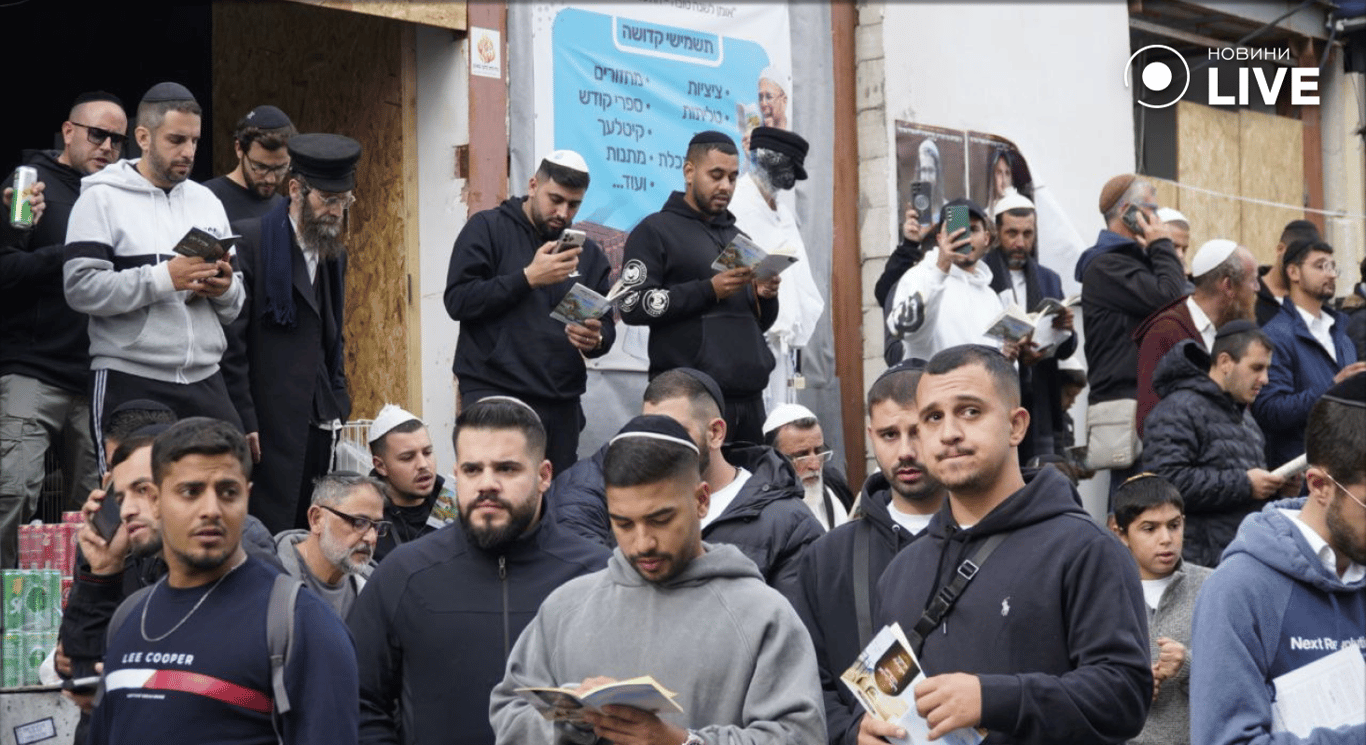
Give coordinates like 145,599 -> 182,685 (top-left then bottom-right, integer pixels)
680,731 -> 704,745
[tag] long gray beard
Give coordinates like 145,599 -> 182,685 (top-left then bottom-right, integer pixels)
303,219 -> 346,260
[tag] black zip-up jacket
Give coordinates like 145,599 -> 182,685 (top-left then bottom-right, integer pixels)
620,191 -> 778,397
348,516 -> 609,745
0,150 -> 91,392
372,472 -> 449,562
1074,230 -> 1185,404
444,197 -> 615,401
875,467 -> 1152,744
781,473 -> 927,745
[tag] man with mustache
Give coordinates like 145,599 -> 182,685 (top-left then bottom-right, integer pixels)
88,418 -> 358,744
273,472 -> 383,618
223,133 -> 363,533
621,130 -> 782,444
781,359 -> 948,745
349,397 -> 609,745
1142,322 -> 1292,567
1,90 -> 126,567
203,105 -> 296,222
491,414 -> 824,744
1133,238 -> 1259,437
875,345 -> 1152,744
445,150 -> 615,475
63,82 -> 243,461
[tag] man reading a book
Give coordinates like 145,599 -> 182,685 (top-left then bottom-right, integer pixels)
443,150 -> 615,475
1190,373 -> 1366,745
491,414 -> 825,745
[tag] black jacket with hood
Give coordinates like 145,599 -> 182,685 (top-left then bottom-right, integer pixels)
875,467 -> 1152,744
782,473 -> 928,745
444,197 -> 615,401
620,191 -> 778,397
1074,230 -> 1186,404
0,150 -> 91,392
348,516 -> 609,745
1141,339 -> 1266,567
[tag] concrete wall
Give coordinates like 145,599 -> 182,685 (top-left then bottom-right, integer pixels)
415,26 -> 469,475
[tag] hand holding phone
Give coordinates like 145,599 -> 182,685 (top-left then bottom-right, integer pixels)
92,474 -> 122,544
944,205 -> 972,255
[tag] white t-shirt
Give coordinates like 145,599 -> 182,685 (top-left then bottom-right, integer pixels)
1141,575 -> 1176,611
702,468 -> 752,530
888,503 -> 934,536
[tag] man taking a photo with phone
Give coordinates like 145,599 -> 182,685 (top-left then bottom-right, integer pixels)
444,150 -> 616,474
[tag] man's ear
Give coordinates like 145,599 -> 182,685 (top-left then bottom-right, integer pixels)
537,459 -> 553,495
695,480 -> 711,520
708,417 -> 727,451
135,125 -> 152,153
1007,406 -> 1030,447
372,455 -> 388,478
234,139 -> 244,161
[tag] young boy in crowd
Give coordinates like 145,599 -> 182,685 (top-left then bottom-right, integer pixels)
1109,473 -> 1212,745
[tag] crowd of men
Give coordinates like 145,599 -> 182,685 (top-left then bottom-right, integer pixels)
1,82 -> 1363,745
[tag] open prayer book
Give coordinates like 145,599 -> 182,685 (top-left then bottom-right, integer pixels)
983,295 -> 1079,357
171,227 -> 238,262
711,233 -> 798,281
841,623 -> 983,745
550,279 -> 630,325
1270,646 -> 1366,736
516,676 -> 683,722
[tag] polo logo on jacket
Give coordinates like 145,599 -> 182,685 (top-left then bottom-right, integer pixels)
1001,597 -> 1011,617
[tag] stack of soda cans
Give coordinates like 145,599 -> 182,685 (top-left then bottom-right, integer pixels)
2,513 -> 81,688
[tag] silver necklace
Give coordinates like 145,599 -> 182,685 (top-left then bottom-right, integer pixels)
140,556 -> 246,643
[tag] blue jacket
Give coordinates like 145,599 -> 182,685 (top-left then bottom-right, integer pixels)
1190,499 -> 1366,745
1252,297 -> 1357,468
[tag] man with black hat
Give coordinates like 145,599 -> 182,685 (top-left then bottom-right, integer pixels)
620,130 -> 781,444
203,105 -> 297,222
729,126 -> 824,412
223,132 -> 363,533
1,90 -> 126,567
444,149 -> 616,475
64,82 -> 244,456
886,197 -> 1011,363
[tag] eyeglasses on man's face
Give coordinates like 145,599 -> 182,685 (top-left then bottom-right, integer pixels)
321,504 -> 391,536
70,121 -> 126,150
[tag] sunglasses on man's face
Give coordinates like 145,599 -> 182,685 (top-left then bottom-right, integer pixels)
70,121 -> 127,150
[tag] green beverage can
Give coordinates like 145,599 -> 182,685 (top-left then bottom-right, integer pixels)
41,570 -> 62,630
9,166 -> 37,230
2,631 -> 22,688
2,569 -> 27,632
23,631 -> 51,686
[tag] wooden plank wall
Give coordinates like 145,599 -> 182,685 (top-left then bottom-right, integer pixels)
212,0 -> 417,422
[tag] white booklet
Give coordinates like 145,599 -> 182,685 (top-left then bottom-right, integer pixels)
983,295 -> 1079,357
711,233 -> 798,282
549,279 -> 630,325
1270,646 -> 1366,736
840,623 -> 983,745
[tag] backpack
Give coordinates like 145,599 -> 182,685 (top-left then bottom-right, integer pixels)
97,572 -> 303,719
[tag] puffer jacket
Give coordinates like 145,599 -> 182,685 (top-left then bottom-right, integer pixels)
1141,340 -> 1265,567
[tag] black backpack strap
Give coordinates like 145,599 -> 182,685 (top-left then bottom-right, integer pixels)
267,574 -> 303,716
93,584 -> 156,708
907,532 -> 1009,653
852,525 -> 874,649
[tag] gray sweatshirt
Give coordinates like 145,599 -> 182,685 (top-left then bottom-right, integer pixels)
490,542 -> 826,744
1131,562 -> 1212,745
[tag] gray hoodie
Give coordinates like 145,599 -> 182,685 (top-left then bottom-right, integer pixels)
63,159 -> 243,383
273,528 -> 372,620
489,542 -> 825,744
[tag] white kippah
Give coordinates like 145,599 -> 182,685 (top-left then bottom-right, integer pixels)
368,403 -> 422,444
475,395 -> 542,420
543,149 -> 589,176
1191,239 -> 1239,278
762,403 -> 818,437
759,65 -> 791,91
1156,207 -> 1188,226
991,189 -> 1034,220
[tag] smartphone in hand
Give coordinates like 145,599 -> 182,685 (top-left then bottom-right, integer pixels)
944,205 -> 972,254
92,474 -> 122,544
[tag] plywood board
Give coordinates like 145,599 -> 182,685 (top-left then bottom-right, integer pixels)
213,0 -> 412,421
282,0 -> 467,31
1175,101 -> 1242,249
1239,108 -> 1304,267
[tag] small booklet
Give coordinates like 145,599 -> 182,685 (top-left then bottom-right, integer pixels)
550,279 -> 630,325
516,676 -> 684,722
425,486 -> 459,530
1270,646 -> 1366,736
983,295 -> 1079,357
172,227 -> 238,262
841,623 -> 983,745
711,233 -> 798,281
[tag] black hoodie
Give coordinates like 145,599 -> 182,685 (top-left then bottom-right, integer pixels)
443,197 -> 615,401
620,191 -> 778,397
0,150 -> 91,392
875,467 -> 1152,744
782,473 -> 929,745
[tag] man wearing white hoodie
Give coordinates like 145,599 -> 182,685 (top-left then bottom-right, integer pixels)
491,414 -> 825,745
63,82 -> 243,461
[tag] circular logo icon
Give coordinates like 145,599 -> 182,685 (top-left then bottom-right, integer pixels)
912,193 -> 930,211
1124,45 -> 1190,109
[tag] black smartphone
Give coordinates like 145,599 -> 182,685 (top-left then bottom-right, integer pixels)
910,182 -> 932,225
93,473 -> 122,544
1121,204 -> 1144,235
62,676 -> 102,694
944,205 -> 971,254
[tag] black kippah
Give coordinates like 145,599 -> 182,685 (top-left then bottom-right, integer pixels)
689,130 -> 734,148
1322,371 -> 1366,409
73,91 -> 123,109
875,357 -> 928,385
1214,319 -> 1259,340
141,81 -> 196,104
610,415 -> 700,453
672,367 -> 725,415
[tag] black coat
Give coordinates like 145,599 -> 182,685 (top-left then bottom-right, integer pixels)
223,200 -> 350,533
1143,340 -> 1267,567
781,473 -> 926,745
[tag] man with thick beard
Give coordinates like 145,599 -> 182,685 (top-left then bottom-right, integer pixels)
273,472 -> 384,618
349,397 -> 610,745
223,133 -> 362,533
